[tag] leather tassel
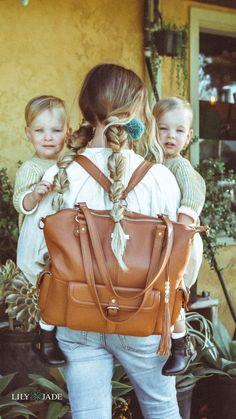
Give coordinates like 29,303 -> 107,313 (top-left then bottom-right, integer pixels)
158,280 -> 171,356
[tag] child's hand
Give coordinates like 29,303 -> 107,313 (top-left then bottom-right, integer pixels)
23,181 -> 52,211
32,181 -> 52,203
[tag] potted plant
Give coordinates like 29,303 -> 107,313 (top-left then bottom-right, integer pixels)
175,311 -> 218,419
144,7 -> 189,98
189,318 -> 236,419
0,259 -> 51,388
174,311 -> 236,419
0,165 -> 50,388
153,23 -> 187,58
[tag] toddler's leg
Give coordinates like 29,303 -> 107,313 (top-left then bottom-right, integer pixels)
33,319 -> 67,367
162,308 -> 196,376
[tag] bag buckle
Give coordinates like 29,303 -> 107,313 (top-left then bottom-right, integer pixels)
106,298 -> 119,316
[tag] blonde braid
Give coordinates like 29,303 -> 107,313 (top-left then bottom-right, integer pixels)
52,123 -> 94,211
106,124 -> 128,271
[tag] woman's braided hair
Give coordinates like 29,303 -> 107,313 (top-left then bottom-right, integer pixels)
52,64 -> 163,269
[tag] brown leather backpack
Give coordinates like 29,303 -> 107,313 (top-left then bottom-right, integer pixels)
37,156 -> 207,354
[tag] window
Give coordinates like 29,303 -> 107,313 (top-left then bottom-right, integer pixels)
199,32 -> 236,171
190,8 -> 236,167
190,8 -> 236,222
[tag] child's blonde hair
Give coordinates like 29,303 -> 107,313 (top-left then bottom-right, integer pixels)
52,64 -> 163,270
153,96 -> 193,127
25,95 -> 69,126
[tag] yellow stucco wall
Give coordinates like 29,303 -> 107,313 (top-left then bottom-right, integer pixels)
198,246 -> 236,336
0,0 -> 144,180
1,0 -> 235,335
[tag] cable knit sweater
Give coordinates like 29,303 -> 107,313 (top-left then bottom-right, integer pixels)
13,155 -> 56,228
164,155 -> 206,223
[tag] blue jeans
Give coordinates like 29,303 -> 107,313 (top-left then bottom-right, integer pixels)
56,328 -> 181,419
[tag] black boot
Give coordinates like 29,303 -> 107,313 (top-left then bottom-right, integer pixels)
162,334 -> 196,376
33,328 -> 67,367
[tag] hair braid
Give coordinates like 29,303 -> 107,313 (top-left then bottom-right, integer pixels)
106,124 -> 128,271
52,122 -> 94,211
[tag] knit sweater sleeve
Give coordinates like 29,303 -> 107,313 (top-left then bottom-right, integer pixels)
165,157 -> 206,222
13,160 -> 42,215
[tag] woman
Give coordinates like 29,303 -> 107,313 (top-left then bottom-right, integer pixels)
18,64 -> 182,419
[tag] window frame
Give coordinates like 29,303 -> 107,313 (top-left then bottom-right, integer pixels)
189,7 -> 236,167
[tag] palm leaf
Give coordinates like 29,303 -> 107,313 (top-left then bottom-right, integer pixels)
46,402 -> 69,419
0,373 -> 16,394
28,375 -> 68,400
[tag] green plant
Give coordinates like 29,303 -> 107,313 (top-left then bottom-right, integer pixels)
0,372 -> 36,418
0,168 -> 19,265
0,259 -> 39,331
28,370 -> 69,418
156,22 -> 188,96
200,319 -> 236,377
176,312 -> 236,389
0,259 -> 19,304
198,159 -> 236,264
147,22 -> 189,97
196,159 -> 236,327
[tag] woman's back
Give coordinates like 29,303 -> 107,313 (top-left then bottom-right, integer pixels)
43,147 -> 180,219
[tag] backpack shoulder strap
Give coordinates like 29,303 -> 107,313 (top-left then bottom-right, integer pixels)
75,155 -> 153,196
123,160 -> 153,198
75,155 -> 111,192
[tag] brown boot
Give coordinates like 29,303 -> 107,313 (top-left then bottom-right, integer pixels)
33,328 -> 67,367
162,334 -> 196,376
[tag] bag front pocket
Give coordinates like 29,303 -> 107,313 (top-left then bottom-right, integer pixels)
67,282 -> 160,336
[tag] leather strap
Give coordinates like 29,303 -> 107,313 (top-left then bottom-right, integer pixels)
122,160 -> 153,198
75,155 -> 153,197
75,155 -> 111,193
77,204 -> 175,325
79,203 -> 174,300
79,216 -> 150,325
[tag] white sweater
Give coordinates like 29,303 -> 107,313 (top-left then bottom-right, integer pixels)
17,148 -> 201,287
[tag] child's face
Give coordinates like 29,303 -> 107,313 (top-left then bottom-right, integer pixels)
25,108 -> 67,160
157,108 -> 193,158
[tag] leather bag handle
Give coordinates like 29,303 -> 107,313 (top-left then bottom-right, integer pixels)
78,216 -> 151,325
78,203 -> 174,300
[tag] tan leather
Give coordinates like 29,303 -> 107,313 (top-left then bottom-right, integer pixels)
38,157 -> 207,336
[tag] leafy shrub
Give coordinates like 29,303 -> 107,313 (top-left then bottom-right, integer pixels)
0,168 -> 18,264
198,159 -> 236,265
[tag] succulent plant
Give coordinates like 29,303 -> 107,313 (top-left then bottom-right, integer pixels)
4,262 -> 40,332
0,259 -> 20,302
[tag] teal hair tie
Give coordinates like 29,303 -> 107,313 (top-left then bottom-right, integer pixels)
124,118 -> 145,141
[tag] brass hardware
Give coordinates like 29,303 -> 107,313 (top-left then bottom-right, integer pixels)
107,304 -> 120,316
158,232 -> 162,236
